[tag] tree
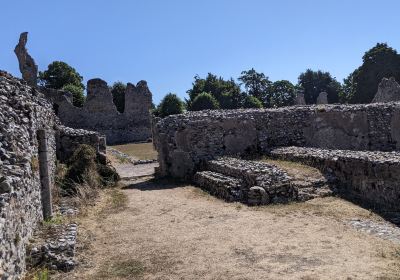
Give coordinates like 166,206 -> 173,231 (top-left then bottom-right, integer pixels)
39,61 -> 84,90
243,95 -> 263,108
238,68 -> 271,104
187,73 -> 243,109
268,80 -> 296,107
157,93 -> 184,118
347,43 -> 400,103
62,84 -> 85,107
190,92 -> 220,111
110,82 -> 126,113
298,69 -> 341,104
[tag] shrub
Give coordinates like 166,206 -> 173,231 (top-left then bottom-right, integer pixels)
62,144 -> 120,195
190,92 -> 220,111
62,84 -> 85,107
97,164 -> 120,187
64,144 -> 99,193
243,95 -> 263,108
110,82 -> 126,113
158,93 -> 184,117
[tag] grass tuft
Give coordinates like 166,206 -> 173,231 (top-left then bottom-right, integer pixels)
98,259 -> 145,279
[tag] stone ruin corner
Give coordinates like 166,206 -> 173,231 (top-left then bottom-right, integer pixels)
14,32 -> 38,87
372,77 -> 400,103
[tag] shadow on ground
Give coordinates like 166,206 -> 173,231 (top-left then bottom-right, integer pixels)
122,177 -> 186,191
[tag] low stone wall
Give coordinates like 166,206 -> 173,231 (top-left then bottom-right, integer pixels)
56,125 -> 106,163
0,71 -> 57,279
194,157 -> 332,205
270,146 -> 400,213
153,103 -> 400,179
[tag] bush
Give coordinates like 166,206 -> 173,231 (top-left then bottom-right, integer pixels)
62,84 -> 85,107
64,145 -> 99,193
157,93 -> 184,117
190,92 -> 220,111
63,144 -> 119,194
243,95 -> 263,108
110,82 -> 126,113
97,164 -> 120,187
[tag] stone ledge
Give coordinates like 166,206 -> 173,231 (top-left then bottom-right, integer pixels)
270,146 -> 400,213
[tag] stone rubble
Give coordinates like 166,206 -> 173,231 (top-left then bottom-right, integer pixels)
28,221 -> 78,272
194,157 -> 333,205
349,219 -> 400,244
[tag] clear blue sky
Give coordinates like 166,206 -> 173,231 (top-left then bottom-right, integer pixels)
2,0 -> 400,104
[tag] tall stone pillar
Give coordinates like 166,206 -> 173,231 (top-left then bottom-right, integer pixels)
14,32 -> 38,87
37,130 -> 53,219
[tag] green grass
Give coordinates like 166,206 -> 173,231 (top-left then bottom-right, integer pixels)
111,142 -> 157,160
33,268 -> 49,280
43,214 -> 64,226
97,259 -> 145,279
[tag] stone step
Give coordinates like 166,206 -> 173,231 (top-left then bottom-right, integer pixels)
296,184 -> 334,202
193,171 -> 244,202
207,157 -> 292,188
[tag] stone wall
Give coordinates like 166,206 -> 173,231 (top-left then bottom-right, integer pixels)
153,103 -> 400,179
0,71 -> 106,279
270,146 -> 400,213
56,126 -> 106,164
0,71 -> 57,279
13,32 -> 153,146
42,78 -> 153,145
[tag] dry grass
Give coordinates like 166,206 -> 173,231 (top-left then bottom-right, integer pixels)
96,258 -> 145,279
98,187 -> 128,215
110,142 -> 157,160
261,158 -> 324,182
61,176 -> 400,280
255,196 -> 381,222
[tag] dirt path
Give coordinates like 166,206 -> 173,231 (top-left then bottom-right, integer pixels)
64,161 -> 400,280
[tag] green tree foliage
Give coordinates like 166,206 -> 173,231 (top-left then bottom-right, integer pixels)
110,81 -> 126,113
346,43 -> 400,103
187,73 -> 243,109
157,93 -> 184,117
298,69 -> 341,104
238,68 -> 271,103
243,95 -> 263,108
190,92 -> 220,111
268,80 -> 296,107
39,61 -> 84,90
62,84 -> 85,107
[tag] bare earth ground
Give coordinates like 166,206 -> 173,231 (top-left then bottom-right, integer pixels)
59,145 -> 400,280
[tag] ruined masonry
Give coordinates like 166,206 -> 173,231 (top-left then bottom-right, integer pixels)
0,72 -> 105,279
153,103 -> 400,213
372,77 -> 400,103
15,32 -> 153,145
194,157 -> 332,205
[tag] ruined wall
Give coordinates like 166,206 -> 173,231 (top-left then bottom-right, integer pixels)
0,71 -> 106,279
153,103 -> 400,179
0,71 -> 57,279
56,126 -> 107,164
42,78 -> 152,145
270,146 -> 400,213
